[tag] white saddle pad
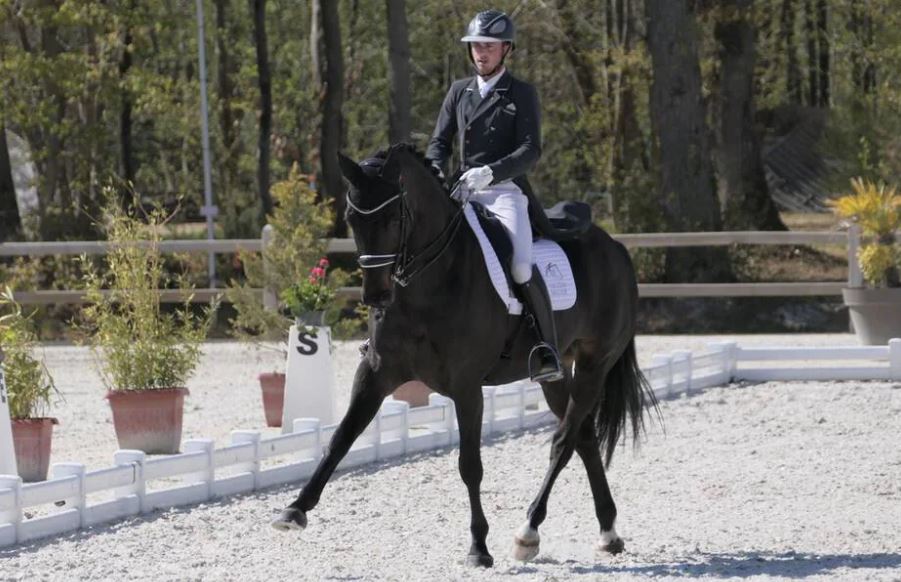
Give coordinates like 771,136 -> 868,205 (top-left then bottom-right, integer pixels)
463,204 -> 577,315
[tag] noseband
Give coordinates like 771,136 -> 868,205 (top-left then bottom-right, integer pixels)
348,159 -> 465,288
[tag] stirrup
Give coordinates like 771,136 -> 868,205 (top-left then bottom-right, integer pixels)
528,342 -> 564,383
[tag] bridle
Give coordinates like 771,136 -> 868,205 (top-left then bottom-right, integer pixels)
348,166 -> 467,288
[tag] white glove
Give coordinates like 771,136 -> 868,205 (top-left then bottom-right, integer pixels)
461,166 -> 493,192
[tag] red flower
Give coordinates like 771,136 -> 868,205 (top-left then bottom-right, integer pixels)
310,267 -> 325,279
318,257 -> 330,268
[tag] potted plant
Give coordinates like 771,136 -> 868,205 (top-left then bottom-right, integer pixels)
227,166 -> 338,427
0,287 -> 59,481
829,177 -> 901,344
78,189 -> 217,454
281,257 -> 335,328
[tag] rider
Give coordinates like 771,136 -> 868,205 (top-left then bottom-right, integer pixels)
425,9 -> 563,383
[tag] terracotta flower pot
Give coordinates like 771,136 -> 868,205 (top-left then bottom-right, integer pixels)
259,372 -> 286,427
11,418 -> 58,482
106,387 -> 189,454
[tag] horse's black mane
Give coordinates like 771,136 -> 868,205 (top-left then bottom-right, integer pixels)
368,143 -> 446,189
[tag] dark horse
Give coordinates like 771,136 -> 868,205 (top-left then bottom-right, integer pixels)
272,143 -> 657,566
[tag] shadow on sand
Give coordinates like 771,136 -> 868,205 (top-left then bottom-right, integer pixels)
569,551 -> 901,578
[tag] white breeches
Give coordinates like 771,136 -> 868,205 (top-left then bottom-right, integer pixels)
470,182 -> 533,284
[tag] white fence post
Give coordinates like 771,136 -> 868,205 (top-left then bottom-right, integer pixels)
651,354 -> 674,397
706,341 -> 738,384
292,418 -> 323,461
113,450 -> 146,514
672,350 -> 693,394
0,356 -> 17,477
482,386 -> 496,435
261,224 -> 278,311
890,338 -> 901,381
51,463 -> 87,527
231,431 -> 261,490
381,400 -> 410,455
367,405 -> 383,461
428,393 -> 457,446
847,224 -> 863,288
183,439 -> 215,500
0,475 -> 22,544
516,382 -> 526,430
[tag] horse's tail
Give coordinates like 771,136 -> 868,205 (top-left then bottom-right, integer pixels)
594,338 -> 660,467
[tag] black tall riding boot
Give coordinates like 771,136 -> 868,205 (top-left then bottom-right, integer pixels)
517,274 -> 564,383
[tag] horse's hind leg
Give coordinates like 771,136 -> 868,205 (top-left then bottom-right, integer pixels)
512,356 -> 603,561
575,417 -> 624,554
272,361 -> 387,531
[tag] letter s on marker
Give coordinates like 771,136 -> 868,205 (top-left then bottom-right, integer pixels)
296,331 -> 319,355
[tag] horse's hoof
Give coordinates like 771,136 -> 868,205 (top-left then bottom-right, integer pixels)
512,522 -> 540,562
596,536 -> 624,555
271,507 -> 307,532
465,553 -> 494,568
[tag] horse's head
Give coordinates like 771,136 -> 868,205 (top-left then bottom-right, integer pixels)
339,150 -> 404,308
339,144 -> 452,309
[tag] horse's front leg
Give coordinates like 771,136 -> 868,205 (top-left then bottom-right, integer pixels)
454,390 -> 493,567
271,360 -> 387,531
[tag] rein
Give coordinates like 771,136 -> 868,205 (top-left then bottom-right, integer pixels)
351,179 -> 467,288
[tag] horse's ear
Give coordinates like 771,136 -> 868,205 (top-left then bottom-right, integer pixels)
381,146 -> 404,184
337,152 -> 365,187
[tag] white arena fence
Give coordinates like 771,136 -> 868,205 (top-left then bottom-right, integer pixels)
1,338 -> 899,548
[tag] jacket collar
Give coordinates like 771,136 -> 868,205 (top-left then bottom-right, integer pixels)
464,71 -> 512,127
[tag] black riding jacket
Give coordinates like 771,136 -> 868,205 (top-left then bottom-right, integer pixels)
425,71 -> 541,185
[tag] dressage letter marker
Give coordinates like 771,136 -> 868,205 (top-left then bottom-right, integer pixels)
281,323 -> 337,433
0,361 -> 18,476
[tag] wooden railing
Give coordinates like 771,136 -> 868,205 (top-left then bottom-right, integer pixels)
0,226 -> 862,305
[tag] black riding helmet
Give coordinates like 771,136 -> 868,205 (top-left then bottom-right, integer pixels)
461,10 -> 515,72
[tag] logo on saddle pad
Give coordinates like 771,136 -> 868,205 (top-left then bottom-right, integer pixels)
463,205 -> 577,315
544,262 -> 563,280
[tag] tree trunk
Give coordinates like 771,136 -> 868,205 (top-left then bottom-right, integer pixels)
119,0 -> 136,205
645,0 -> 731,283
864,8 -> 876,94
386,0 -> 412,144
781,0 -> 803,104
251,0 -> 274,220
215,0 -> 238,205
316,0 -> 346,237
816,0 -> 829,107
715,0 -> 786,231
848,0 -> 876,108
609,0 -> 653,231
0,127 -> 21,241
804,0 -> 818,107
556,0 -> 598,106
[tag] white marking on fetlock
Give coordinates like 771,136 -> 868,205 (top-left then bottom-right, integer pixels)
271,518 -> 302,532
599,526 -> 618,545
512,521 -> 540,562
596,525 -> 624,553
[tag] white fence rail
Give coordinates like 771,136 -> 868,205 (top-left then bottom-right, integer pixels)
2,337 -> 899,548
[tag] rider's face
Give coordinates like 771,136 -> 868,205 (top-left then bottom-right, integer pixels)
470,42 -> 506,77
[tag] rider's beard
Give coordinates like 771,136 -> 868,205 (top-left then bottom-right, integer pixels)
476,60 -> 499,78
